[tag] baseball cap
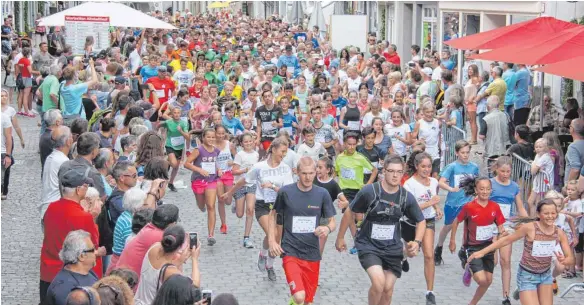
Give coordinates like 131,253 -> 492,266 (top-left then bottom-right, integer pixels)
60,168 -> 94,188
114,76 -> 127,84
422,67 -> 433,76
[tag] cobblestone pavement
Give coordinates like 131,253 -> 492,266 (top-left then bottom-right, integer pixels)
1,115 -> 582,305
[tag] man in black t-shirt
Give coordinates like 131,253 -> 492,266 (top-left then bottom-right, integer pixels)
336,154 -> 426,305
255,90 -> 283,152
269,157 -> 336,305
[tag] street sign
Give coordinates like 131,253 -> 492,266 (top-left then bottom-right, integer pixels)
64,15 -> 110,55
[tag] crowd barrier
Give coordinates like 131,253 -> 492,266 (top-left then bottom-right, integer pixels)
441,124 -> 466,169
510,153 -> 550,215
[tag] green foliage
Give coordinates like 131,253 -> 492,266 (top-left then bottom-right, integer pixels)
561,16 -> 584,105
380,6 -> 386,40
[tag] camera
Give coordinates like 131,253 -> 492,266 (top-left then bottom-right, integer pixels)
202,290 -> 212,304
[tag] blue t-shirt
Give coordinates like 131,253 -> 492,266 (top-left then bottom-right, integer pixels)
140,65 -> 158,83
112,211 -> 133,255
502,69 -> 516,106
282,113 -> 298,137
222,116 -> 245,135
332,97 -> 347,120
443,59 -> 455,71
59,82 -> 88,117
440,161 -> 479,206
490,178 -> 519,217
513,68 -> 531,109
450,108 -> 463,129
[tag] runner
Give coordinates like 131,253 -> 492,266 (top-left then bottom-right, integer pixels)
435,140 -> 479,265
357,127 -> 382,184
221,138 -> 294,281
336,154 -> 426,305
232,132 -> 260,248
295,126 -> 327,162
489,156 -> 528,304
467,199 -> 574,305
255,90 -> 283,154
449,176 -> 506,305
384,108 -> 412,161
412,101 -> 441,179
339,91 -> 361,134
269,157 -> 336,305
311,106 -> 338,158
215,124 -> 236,235
158,106 -> 189,192
403,152 -> 442,305
184,127 -> 222,246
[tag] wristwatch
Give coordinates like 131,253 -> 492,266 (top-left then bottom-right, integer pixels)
414,239 -> 422,248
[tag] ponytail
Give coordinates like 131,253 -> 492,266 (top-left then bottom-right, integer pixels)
511,199 -> 557,226
319,156 -> 335,177
459,176 -> 490,197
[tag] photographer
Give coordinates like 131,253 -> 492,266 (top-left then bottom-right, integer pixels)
60,58 -> 99,127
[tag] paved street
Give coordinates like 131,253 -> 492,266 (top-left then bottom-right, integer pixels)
1,115 -> 582,305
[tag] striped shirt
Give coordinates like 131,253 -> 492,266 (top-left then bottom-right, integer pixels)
112,211 -> 133,255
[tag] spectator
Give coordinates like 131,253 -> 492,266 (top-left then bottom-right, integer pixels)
416,67 -> 437,108
526,95 -> 560,141
33,42 -> 53,73
39,109 -> 63,171
37,64 -> 62,134
474,66 -> 506,111
442,70 -> 464,109
108,269 -> 139,292
98,118 -> 116,149
480,96 -> 510,159
115,204 -> 180,280
563,97 -> 580,129
476,71 -> 490,134
44,230 -> 99,305
512,63 -> 531,125
564,119 -> 584,184
93,275 -> 134,305
60,59 -> 98,126
80,187 -> 104,222
384,44 -> 401,66
127,208 -> 155,245
151,275 -> 202,305
212,294 -> 239,305
58,132 -> 106,198
40,126 -> 73,218
16,47 -> 34,117
502,62 -> 516,118
40,167 -> 105,302
94,148 -> 115,197
507,124 -> 535,161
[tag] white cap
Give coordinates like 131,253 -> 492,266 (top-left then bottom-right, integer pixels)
422,67 -> 433,76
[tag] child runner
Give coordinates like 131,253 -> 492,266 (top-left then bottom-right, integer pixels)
403,152 -> 442,305
489,156 -> 528,305
449,176 -> 506,305
339,90 -> 361,134
311,105 -> 338,159
384,108 -> 412,161
158,106 -> 190,192
232,133 -> 260,248
528,138 -> 554,216
296,126 -> 327,162
467,199 -> 574,305
215,125 -> 236,235
279,96 -> 299,143
357,127 -> 382,184
412,101 -> 441,179
255,90 -> 283,154
222,102 -> 245,135
435,140 -> 479,266
184,127 -> 222,246
562,180 -> 583,279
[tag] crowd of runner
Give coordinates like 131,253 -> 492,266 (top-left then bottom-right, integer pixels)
1,7 -> 584,305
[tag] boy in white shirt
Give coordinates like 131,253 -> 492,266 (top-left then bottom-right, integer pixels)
295,126 -> 327,162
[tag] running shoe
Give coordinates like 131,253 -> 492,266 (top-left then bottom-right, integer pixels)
25,112 -> 35,118
220,224 -> 228,234
243,237 -> 254,249
16,112 -> 24,116
349,246 -> 358,255
552,278 -> 558,296
257,252 -> 267,272
512,287 -> 520,300
207,236 -> 216,246
425,292 -> 436,305
502,297 -> 511,305
462,265 -> 472,287
458,247 -> 468,269
434,246 -> 444,266
402,259 -> 410,272
168,183 -> 177,192
267,267 -> 276,281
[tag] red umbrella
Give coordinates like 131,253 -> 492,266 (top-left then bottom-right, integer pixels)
470,26 -> 584,65
534,56 -> 584,82
444,16 -> 579,50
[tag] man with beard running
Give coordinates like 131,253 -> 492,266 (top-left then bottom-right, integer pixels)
269,157 -> 337,305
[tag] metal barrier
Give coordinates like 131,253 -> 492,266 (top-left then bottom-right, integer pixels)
441,124 -> 466,169
406,102 -> 417,124
510,153 -> 550,215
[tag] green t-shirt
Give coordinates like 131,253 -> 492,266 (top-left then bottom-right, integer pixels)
164,119 -> 189,150
205,50 -> 216,61
335,152 -> 374,190
39,75 -> 61,112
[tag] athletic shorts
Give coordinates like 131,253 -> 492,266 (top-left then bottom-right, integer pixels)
401,218 -> 435,242
444,205 -> 465,225
261,139 -> 273,151
191,179 -> 217,195
283,256 -> 320,303
431,159 -> 440,174
165,146 -> 183,159
341,188 -> 360,213
517,266 -> 553,292
358,252 -> 403,278
255,200 -> 274,221
466,245 -> 495,274
234,185 -> 257,200
219,170 -> 234,186
575,233 -> 584,253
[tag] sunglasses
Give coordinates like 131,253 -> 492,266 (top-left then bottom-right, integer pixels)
122,173 -> 137,179
82,247 -> 96,254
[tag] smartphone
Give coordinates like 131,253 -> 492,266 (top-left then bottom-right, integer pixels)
202,289 -> 212,304
189,232 -> 198,249
140,84 -> 150,90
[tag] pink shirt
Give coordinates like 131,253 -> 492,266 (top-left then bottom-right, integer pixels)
115,223 -> 163,280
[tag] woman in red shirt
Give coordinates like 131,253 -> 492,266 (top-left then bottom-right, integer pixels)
16,48 -> 34,117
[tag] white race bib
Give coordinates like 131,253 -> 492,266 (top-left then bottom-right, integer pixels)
201,161 -> 216,175
340,167 -> 356,180
347,120 -> 360,131
499,204 -> 511,219
371,224 -> 395,240
532,240 -> 555,257
336,107 -> 341,116
422,207 -> 436,219
155,89 -> 165,98
264,187 -> 277,203
454,174 -> 464,188
170,136 -> 185,147
476,225 -> 494,241
281,127 -> 293,136
262,121 -> 276,131
292,216 -> 316,234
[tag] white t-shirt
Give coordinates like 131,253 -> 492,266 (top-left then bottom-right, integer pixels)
532,153 -> 554,192
245,160 -> 294,202
1,112 -> 12,154
362,110 -> 391,129
432,66 -> 443,81
173,69 -> 195,87
384,123 -> 411,156
129,49 -> 141,74
565,199 -> 584,233
418,119 -> 440,159
234,150 -> 260,186
295,142 -> 326,162
404,176 -> 439,219
40,150 -> 70,218
347,76 -> 362,92
2,106 -> 16,118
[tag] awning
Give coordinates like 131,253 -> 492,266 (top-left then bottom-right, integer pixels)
38,2 -> 176,29
470,26 -> 584,65
535,56 -> 584,82
444,16 -> 579,50
208,2 -> 231,9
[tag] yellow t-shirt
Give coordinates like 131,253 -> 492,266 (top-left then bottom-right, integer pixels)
486,78 -> 507,110
220,85 -> 243,101
168,60 -> 194,75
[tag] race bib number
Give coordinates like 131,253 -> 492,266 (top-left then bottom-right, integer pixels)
155,89 -> 165,98
476,225 -> 494,241
422,207 -> 436,219
201,161 -> 216,175
454,174 -> 465,188
336,107 -> 341,117
292,216 -> 316,234
340,167 -> 356,180
371,224 -> 395,241
281,127 -> 293,136
170,136 -> 185,147
264,187 -> 277,203
347,120 -> 360,131
262,121 -> 276,131
364,161 -> 378,174
532,240 -> 555,257
499,204 -> 511,219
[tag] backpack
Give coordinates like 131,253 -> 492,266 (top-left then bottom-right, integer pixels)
434,84 -> 444,111
97,199 -> 114,255
88,108 -> 113,133
358,182 -> 407,228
